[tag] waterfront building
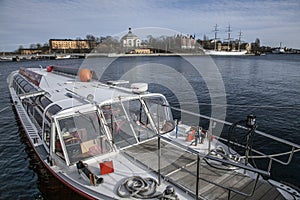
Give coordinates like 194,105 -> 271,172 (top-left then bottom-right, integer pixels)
129,48 -> 152,54
49,39 -> 96,53
20,48 -> 43,55
121,28 -> 141,48
179,34 -> 196,49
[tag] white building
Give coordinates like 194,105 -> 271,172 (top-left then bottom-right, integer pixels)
181,34 -> 195,49
121,28 -> 141,48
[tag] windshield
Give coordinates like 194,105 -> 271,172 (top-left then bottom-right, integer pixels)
143,96 -> 173,131
102,96 -> 173,149
57,111 -> 112,164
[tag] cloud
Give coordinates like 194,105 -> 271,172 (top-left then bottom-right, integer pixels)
0,0 -> 299,51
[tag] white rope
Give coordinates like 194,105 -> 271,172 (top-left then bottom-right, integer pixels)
0,106 -> 9,113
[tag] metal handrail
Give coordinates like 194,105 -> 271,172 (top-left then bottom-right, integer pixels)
19,90 -> 47,100
196,165 -> 261,200
167,105 -> 300,174
156,105 -> 300,199
217,136 -> 299,166
203,155 -> 270,176
158,136 -> 270,199
168,105 -> 300,149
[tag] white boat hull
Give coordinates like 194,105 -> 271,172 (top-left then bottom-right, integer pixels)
7,66 -> 300,200
204,50 -> 247,56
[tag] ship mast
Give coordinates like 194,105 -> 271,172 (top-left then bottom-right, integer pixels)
226,24 -> 233,51
238,30 -> 242,52
213,24 -> 219,51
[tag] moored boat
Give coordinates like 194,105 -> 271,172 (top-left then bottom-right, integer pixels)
204,49 -> 247,56
204,24 -> 247,56
272,42 -> 285,54
7,65 -> 300,199
56,54 -> 71,59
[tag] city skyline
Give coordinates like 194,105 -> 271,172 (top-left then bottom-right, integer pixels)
1,0 -> 299,51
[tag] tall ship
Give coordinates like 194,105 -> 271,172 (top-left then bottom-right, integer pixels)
7,65 -> 300,199
204,24 -> 247,56
272,42 -> 285,54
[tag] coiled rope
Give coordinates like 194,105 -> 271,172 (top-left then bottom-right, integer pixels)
117,176 -> 179,199
117,176 -> 159,199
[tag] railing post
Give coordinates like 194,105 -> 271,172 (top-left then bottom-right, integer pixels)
196,154 -> 200,199
245,129 -> 255,166
208,119 -> 215,152
228,190 -> 231,200
158,134 -> 161,185
175,119 -> 178,138
111,114 -> 114,145
267,159 -> 273,172
157,106 -> 161,185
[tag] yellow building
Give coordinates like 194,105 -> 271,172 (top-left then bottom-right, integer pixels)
49,39 -> 96,51
20,49 -> 43,55
131,48 -> 152,54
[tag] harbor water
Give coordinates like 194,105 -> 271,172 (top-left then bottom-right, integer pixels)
0,54 -> 299,199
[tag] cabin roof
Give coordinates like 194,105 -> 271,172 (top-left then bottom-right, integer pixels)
29,68 -> 139,110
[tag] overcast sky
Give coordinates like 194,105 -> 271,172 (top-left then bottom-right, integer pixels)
0,0 -> 299,51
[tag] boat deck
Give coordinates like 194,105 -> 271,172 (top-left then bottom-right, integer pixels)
123,139 -> 284,200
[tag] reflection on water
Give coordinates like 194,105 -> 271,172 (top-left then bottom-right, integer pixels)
0,54 -> 299,199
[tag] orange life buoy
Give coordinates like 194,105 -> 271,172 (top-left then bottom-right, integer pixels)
79,68 -> 92,82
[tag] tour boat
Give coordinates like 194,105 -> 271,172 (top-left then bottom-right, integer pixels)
7,65 -> 300,199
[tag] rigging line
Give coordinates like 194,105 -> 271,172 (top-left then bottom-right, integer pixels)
179,102 -> 300,109
0,106 -> 10,113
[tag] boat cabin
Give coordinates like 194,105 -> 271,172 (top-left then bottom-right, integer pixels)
10,66 -> 174,166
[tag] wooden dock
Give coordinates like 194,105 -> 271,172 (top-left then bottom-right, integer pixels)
123,139 -> 284,200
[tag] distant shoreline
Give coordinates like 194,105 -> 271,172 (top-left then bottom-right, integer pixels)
96,53 -> 206,57
1,51 -> 300,62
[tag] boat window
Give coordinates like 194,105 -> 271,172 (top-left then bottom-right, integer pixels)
33,108 -> 43,127
27,103 -> 34,115
129,99 -> 149,127
23,84 -> 33,93
102,103 -> 138,148
128,99 -> 159,140
47,104 -> 62,116
14,75 -> 20,82
54,127 -> 65,161
13,80 -> 18,91
43,122 -> 51,148
102,99 -> 158,149
40,96 -> 52,109
29,88 -> 37,93
58,111 -> 112,164
19,80 -> 28,89
16,76 -> 24,84
143,96 -> 174,133
13,80 -> 19,93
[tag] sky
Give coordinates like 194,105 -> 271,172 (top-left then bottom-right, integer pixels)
0,0 -> 300,51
